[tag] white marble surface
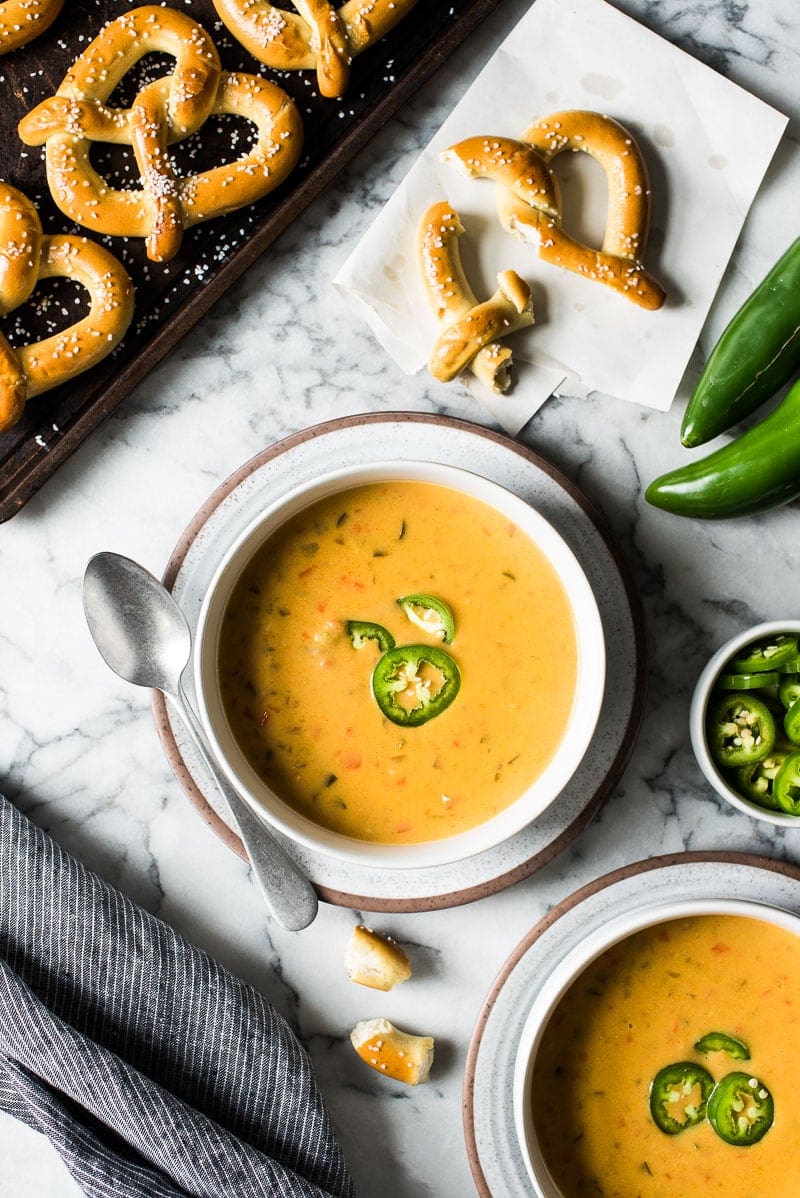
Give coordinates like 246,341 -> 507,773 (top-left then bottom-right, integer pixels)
1,1 -> 799,1195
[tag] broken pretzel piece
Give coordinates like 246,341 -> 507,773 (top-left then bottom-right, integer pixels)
350,1018 -> 433,1085
345,925 -> 411,992
418,201 -> 534,392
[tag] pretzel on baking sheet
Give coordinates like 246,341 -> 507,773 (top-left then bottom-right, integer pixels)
0,0 -> 62,55
443,111 -> 666,310
212,0 -> 417,98
0,183 -> 134,432
419,201 -> 534,389
18,6 -> 303,263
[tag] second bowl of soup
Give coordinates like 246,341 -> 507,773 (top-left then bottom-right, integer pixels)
515,898 -> 800,1197
195,460 -> 605,868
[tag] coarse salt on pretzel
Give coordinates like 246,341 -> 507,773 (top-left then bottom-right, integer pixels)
0,183 -> 133,433
419,202 -> 533,389
212,0 -> 417,98
0,0 -> 62,56
440,137 -> 560,219
443,111 -> 666,311
419,202 -> 528,392
350,1018 -> 433,1085
18,6 -> 303,263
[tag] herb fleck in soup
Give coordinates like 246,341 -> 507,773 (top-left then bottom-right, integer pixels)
218,481 -> 578,843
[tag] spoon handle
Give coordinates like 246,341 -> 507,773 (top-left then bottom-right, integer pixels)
168,688 -> 319,931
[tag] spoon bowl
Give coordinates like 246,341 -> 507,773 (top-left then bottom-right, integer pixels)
83,552 -> 318,931
84,553 -> 191,693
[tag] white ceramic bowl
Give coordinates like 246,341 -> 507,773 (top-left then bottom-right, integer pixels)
690,619 -> 800,827
513,896 -> 800,1196
194,460 -> 605,870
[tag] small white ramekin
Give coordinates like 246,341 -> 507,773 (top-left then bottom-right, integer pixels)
690,619 -> 800,827
513,896 -> 800,1196
193,460 -> 606,870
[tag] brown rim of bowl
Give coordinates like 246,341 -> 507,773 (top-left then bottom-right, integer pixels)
151,411 -> 648,911
462,848 -> 800,1197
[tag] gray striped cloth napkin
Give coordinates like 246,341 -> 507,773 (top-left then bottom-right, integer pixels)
0,793 -> 354,1198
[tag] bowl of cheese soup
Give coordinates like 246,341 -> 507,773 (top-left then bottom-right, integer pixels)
194,460 -> 605,868
515,898 -> 800,1197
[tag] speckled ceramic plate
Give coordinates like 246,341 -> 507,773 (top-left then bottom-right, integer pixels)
464,851 -> 800,1196
152,413 -> 647,910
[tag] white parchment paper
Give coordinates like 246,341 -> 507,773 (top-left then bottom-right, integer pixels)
333,0 -> 788,433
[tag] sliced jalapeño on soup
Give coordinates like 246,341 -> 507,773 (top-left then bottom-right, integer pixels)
707,1072 -> 774,1146
346,620 -> 396,652
693,1031 -> 751,1060
649,1062 -> 714,1135
396,593 -> 456,644
371,644 -> 461,727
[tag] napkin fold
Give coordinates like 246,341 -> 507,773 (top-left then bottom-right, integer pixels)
0,793 -> 354,1198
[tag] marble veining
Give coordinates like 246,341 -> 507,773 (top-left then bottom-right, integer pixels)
1,1 -> 799,1195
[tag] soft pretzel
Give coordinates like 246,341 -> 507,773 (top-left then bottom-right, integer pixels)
18,7 -> 303,263
345,925 -> 411,992
212,0 -> 417,98
443,112 -> 666,311
440,137 -> 560,220
0,0 -> 62,55
0,183 -> 134,433
350,1018 -> 433,1085
419,202 -> 534,388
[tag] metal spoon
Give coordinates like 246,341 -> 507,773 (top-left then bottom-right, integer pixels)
82,551 -> 318,931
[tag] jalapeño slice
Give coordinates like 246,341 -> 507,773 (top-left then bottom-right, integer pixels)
649,1062 -> 714,1135
717,671 -> 779,691
693,1031 -> 750,1060
346,620 -> 395,653
371,644 -> 460,727
774,751 -> 800,816
779,675 -> 800,710
784,696 -> 800,746
396,594 -> 455,644
731,634 -> 799,674
707,1072 -> 774,1146
707,694 -> 776,769
735,754 -> 787,811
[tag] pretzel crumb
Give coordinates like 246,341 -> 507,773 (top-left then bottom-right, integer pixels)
345,925 -> 411,991
350,1018 -> 434,1085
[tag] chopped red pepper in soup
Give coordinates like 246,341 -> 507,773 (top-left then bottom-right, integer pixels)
532,915 -> 800,1196
217,481 -> 577,843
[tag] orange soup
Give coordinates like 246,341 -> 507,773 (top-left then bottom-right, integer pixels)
217,481 -> 578,843
532,914 -> 800,1197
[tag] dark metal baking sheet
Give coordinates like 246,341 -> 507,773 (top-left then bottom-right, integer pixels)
0,0 -> 504,522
